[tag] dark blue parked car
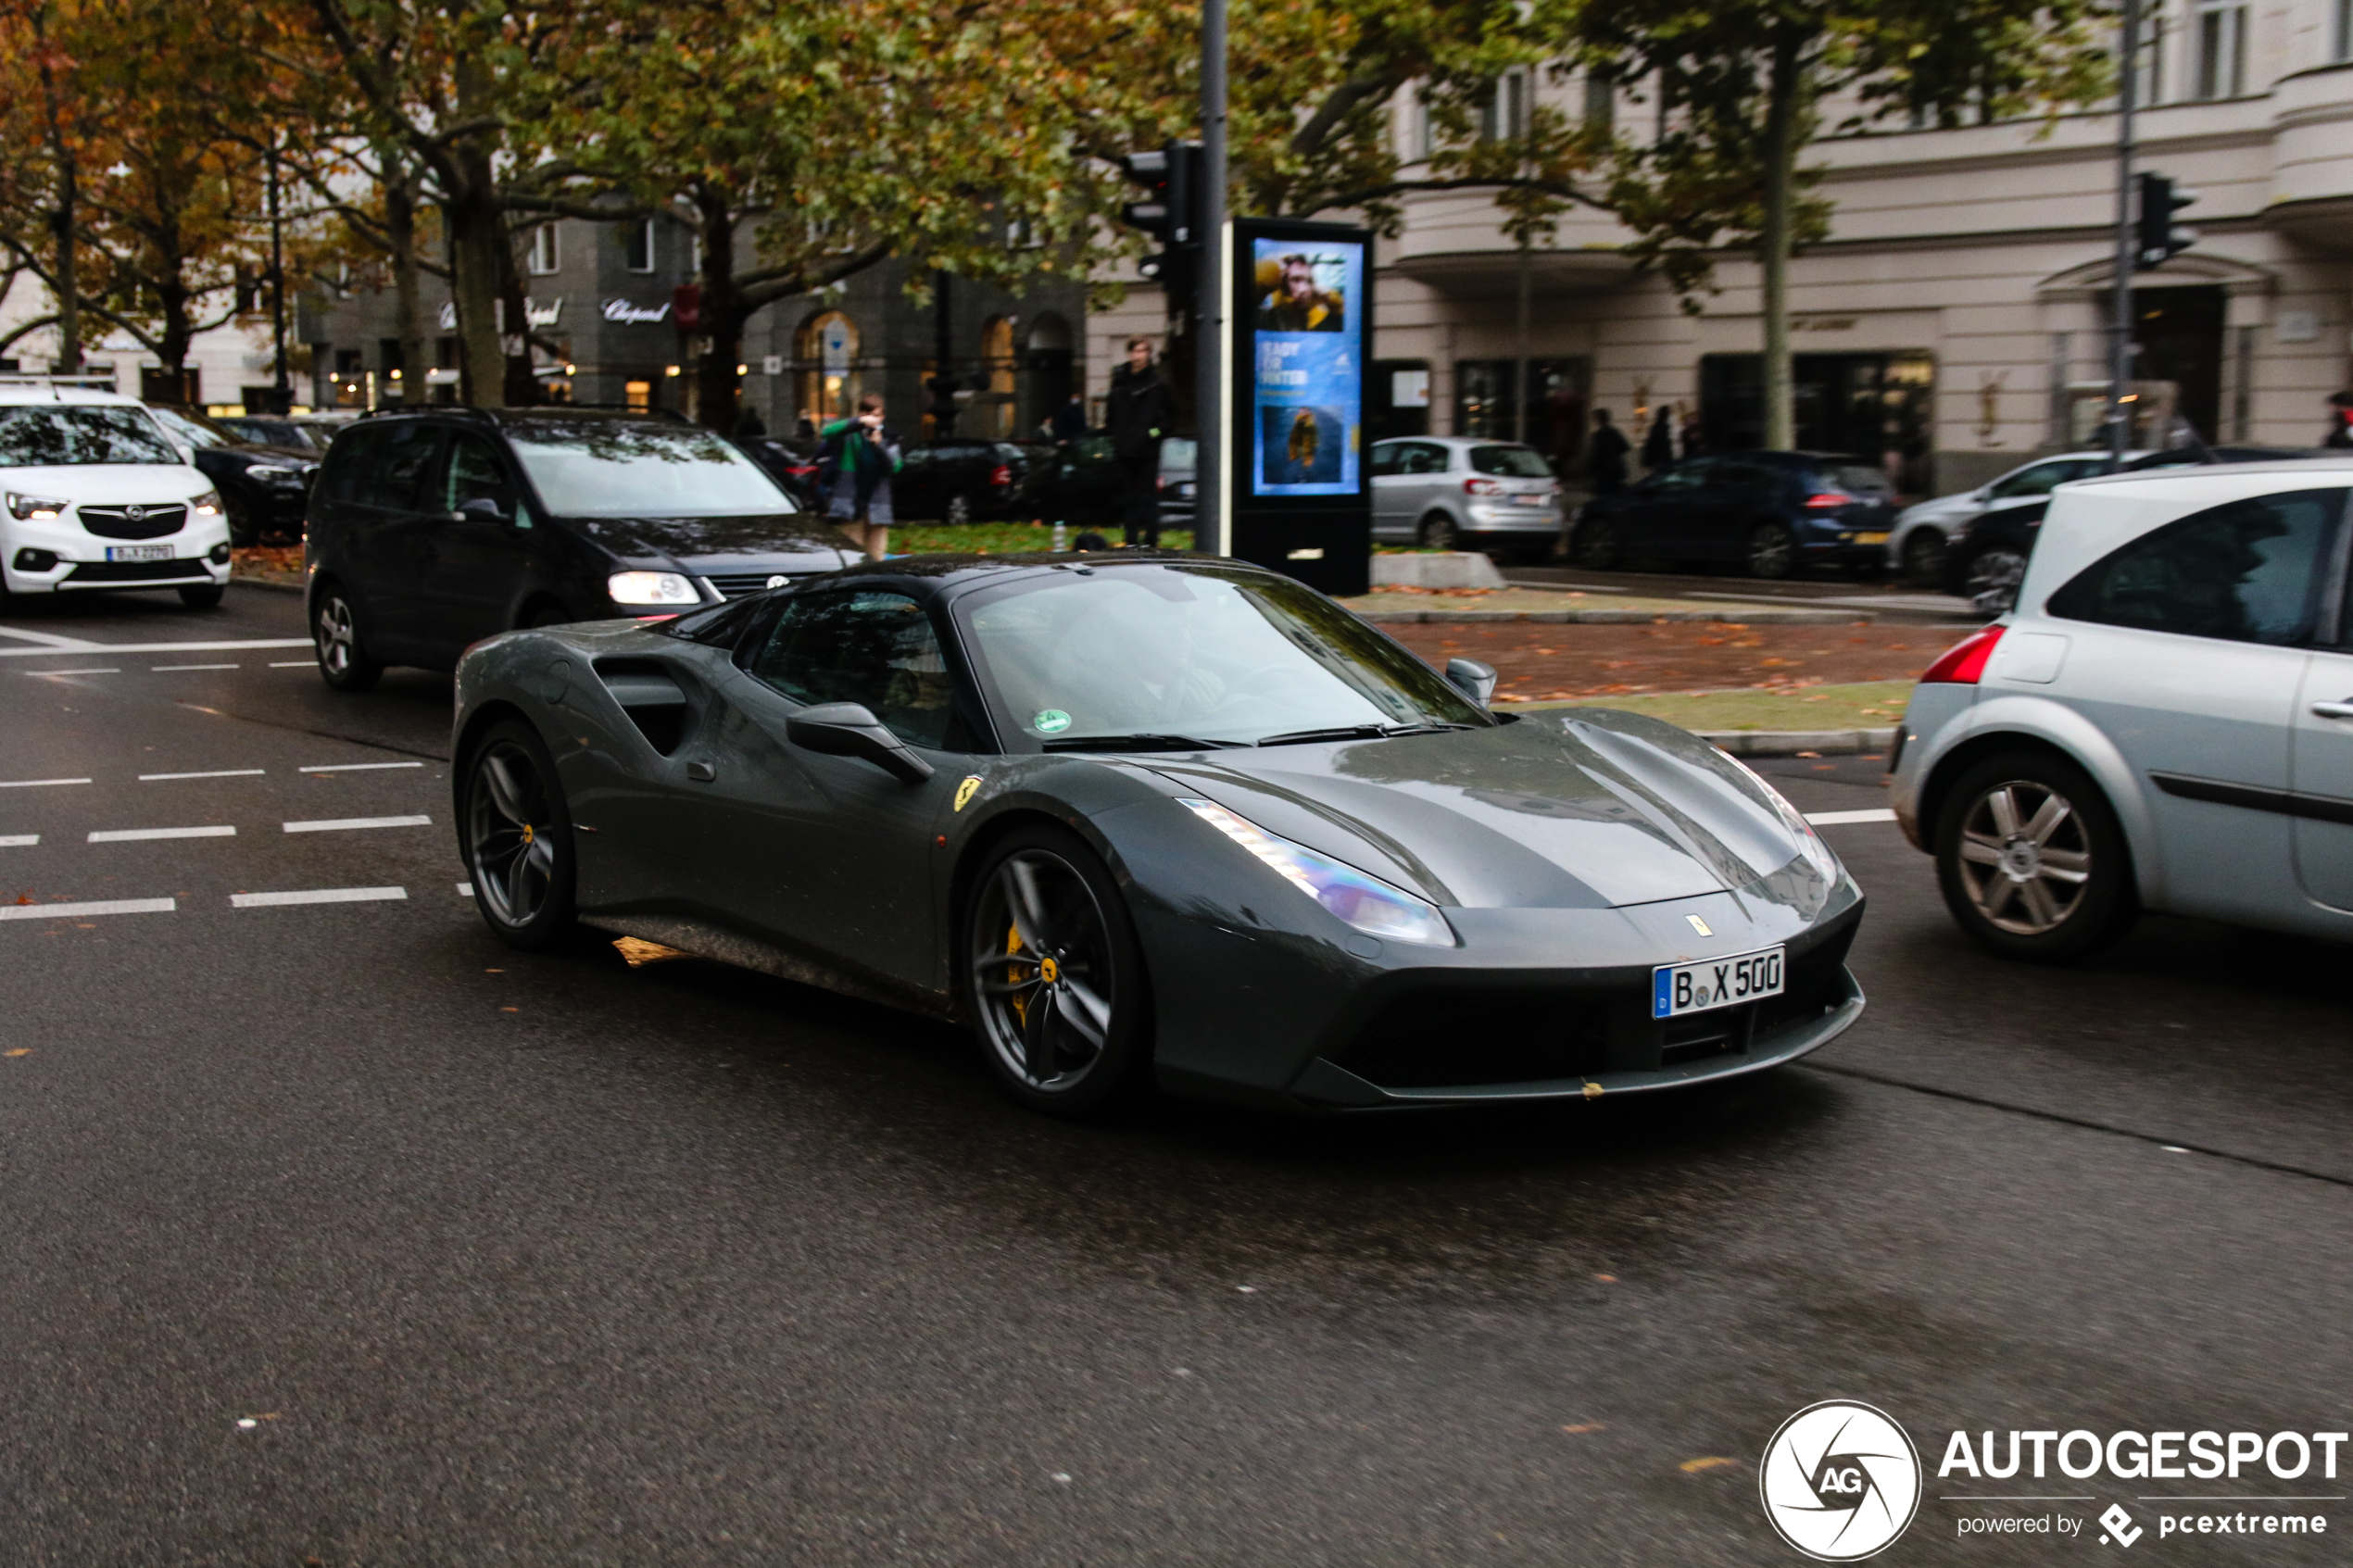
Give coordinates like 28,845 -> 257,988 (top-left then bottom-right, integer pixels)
1569,450 -> 1899,578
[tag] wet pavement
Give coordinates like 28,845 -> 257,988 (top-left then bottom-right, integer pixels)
0,584 -> 2346,1564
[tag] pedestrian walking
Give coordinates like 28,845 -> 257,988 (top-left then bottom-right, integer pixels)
817,393 -> 901,560
1044,393 -> 1088,444
1639,406 -> 1675,474
2325,391 -> 2353,448
1587,408 -> 1631,495
1105,336 -> 1175,547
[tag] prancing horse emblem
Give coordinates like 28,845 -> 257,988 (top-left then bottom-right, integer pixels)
953,776 -> 981,812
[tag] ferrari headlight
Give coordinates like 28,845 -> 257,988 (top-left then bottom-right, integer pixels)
190,489 -> 223,516
1178,797 -> 1454,947
6,493 -> 69,521
608,571 -> 698,606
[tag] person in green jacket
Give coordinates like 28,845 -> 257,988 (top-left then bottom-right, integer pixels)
816,393 -> 901,559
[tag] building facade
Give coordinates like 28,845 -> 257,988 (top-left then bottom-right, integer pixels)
1096,0 -> 2353,496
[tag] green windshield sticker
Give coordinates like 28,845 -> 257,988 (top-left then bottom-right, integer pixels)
1032,709 -> 1072,734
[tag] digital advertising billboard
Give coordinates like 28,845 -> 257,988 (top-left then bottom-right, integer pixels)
1246,234 -> 1365,499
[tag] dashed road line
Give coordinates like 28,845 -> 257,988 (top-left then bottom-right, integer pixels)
0,897 -> 176,922
88,825 -> 237,843
29,667 -> 122,676
268,659 -> 313,668
457,882 -> 473,897
231,886 -> 408,909
140,769 -> 266,781
0,638 -> 311,659
0,778 -> 91,789
0,834 -> 37,847
298,761 -> 425,773
1806,808 -> 1899,826
283,815 -> 433,834
151,663 -> 239,671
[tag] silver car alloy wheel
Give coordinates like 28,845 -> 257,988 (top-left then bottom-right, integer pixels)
970,849 -> 1116,1093
1955,778 -> 2091,935
469,742 -> 560,928
316,596 -> 360,675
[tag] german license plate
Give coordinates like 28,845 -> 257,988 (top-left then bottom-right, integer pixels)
107,545 -> 172,562
1654,946 -> 1783,1019
1510,493 -> 1551,506
1852,531 -> 1890,545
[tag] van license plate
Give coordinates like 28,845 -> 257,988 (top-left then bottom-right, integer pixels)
1654,947 -> 1783,1018
107,546 -> 173,562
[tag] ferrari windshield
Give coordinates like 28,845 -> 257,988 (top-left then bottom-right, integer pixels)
506,420 -> 795,516
956,563 -> 1490,747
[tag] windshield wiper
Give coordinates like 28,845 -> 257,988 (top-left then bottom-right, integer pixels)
1042,733 -> 1240,752
1253,721 -> 1477,747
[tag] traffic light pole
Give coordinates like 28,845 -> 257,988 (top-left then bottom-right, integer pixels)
1198,0 -> 1228,557
2107,0 -> 2140,470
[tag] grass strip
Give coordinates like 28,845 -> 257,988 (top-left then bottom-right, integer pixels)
1511,679 -> 1914,732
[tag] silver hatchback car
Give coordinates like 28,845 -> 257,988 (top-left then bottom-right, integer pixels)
1370,435 -> 1562,558
1889,459 -> 2353,960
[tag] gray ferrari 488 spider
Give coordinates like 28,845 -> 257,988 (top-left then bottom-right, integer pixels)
450,552 -> 1865,1115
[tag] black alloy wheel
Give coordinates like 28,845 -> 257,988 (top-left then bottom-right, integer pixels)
1418,511 -> 1462,551
463,720 -> 578,950
1745,521 -> 1797,579
1964,546 -> 2030,616
1933,749 -> 2135,962
965,824 -> 1149,1116
312,582 -> 384,691
178,583 -> 224,609
1898,528 -> 1949,588
1571,515 -> 1622,570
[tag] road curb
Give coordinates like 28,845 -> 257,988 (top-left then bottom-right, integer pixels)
230,575 -> 305,596
1356,607 -> 1863,625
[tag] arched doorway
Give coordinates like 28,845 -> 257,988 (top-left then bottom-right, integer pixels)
1024,312 -> 1075,436
795,310 -> 860,432
978,316 -> 1017,437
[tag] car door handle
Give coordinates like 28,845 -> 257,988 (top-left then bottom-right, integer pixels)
685,759 -> 716,782
2313,701 -> 2353,720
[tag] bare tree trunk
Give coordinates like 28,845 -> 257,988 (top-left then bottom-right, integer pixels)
34,6 -> 80,372
692,195 -> 743,433
383,152 -> 427,404
497,225 -> 535,407
446,61 -> 507,408
1758,31 -> 1803,453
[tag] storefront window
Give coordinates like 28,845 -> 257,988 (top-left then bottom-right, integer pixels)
1453,358 -> 1589,469
794,310 -> 861,430
1698,351 -> 1937,492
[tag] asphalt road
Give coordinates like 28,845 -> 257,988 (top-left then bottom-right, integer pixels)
2,584 -> 2347,1565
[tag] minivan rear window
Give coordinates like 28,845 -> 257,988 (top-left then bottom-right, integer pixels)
0,406 -> 179,467
508,421 -> 795,517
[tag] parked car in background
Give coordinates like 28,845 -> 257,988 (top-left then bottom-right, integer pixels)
891,438 -> 1041,524
146,404 -> 319,546
1016,434 -> 1124,526
1370,436 -> 1563,560
1156,435 -> 1198,538
1571,450 -> 1897,578
1889,451 -> 2129,588
1889,458 -> 2353,962
0,381 -> 231,608
303,407 -> 855,689
736,434 -> 823,510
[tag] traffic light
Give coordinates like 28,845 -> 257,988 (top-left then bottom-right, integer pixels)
1117,142 -> 1205,307
2136,172 -> 2198,269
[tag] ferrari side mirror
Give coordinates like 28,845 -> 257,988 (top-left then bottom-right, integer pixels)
1445,658 -> 1497,708
786,700 -> 935,784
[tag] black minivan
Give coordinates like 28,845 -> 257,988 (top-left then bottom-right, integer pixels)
305,408 -> 856,689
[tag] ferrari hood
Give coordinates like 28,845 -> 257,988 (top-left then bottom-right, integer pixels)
566,512 -> 857,571
1145,709 -> 1831,914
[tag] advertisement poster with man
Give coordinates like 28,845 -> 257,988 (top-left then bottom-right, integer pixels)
1250,239 -> 1364,497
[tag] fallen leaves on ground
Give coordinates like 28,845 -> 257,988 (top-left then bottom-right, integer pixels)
613,936 -> 689,966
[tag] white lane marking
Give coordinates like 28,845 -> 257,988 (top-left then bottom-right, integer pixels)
29,668 -> 121,675
0,638 -> 312,659
1806,808 -> 1899,826
298,761 -> 425,773
0,897 -> 176,922
457,881 -> 473,897
151,662 -> 239,671
232,886 -> 408,909
0,778 -> 92,789
0,627 -> 99,648
268,659 -> 312,668
141,769 -> 266,781
88,825 -> 237,843
0,834 -> 36,847
283,815 -> 432,833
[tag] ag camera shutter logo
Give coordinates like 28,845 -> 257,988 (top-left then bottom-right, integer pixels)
1760,1400 -> 1922,1561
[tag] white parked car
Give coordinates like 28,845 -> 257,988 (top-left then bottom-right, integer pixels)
1889,459 -> 2353,959
1886,451 -> 2135,588
0,380 -> 231,608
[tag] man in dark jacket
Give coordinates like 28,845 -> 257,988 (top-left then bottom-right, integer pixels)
1106,336 -> 1176,546
1587,408 -> 1631,495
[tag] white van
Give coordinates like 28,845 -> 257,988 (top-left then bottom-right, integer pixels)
0,379 -> 233,608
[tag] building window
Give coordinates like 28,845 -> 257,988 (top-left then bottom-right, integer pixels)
2337,0 -> 2353,61
795,309 -> 861,427
1581,71 -> 1615,132
624,217 -> 656,273
1412,89 -> 1435,162
525,223 -> 560,276
1480,69 -> 1529,143
624,379 -> 651,412
2194,0 -> 2246,99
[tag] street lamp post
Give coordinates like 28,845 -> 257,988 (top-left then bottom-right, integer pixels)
2107,0 -> 2141,470
267,132 -> 290,414
1196,0 -> 1227,556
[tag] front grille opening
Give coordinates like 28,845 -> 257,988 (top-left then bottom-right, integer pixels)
1661,1007 -> 1752,1066
1336,987 -> 1610,1090
79,504 -> 187,540
705,571 -> 792,598
64,558 -> 208,583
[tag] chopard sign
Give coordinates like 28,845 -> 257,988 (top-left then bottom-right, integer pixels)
602,298 -> 672,325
